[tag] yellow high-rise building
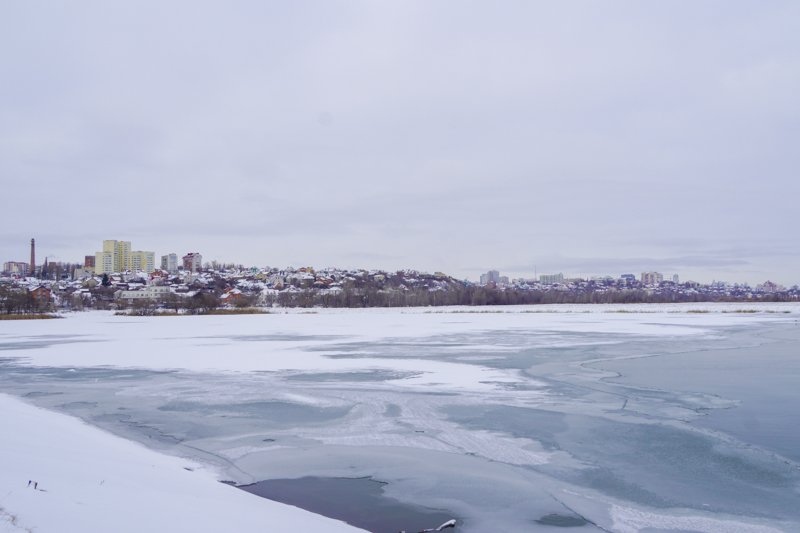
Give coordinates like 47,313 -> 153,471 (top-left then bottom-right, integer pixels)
93,240 -> 154,274
130,251 -> 155,273
102,240 -> 131,273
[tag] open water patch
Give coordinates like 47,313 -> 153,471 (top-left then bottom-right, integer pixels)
238,476 -> 456,533
535,513 -> 588,527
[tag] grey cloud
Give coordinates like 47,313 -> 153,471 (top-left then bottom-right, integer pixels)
1,1 -> 799,284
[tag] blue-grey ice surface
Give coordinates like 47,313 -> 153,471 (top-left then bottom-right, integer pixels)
0,306 -> 799,532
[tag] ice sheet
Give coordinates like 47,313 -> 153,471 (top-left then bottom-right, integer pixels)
1,303 -> 799,532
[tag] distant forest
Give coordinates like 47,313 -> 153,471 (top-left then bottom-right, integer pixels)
267,286 -> 797,308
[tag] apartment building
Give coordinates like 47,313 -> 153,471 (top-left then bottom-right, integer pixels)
2,261 -> 29,275
641,271 -> 664,286
130,251 -> 156,273
93,240 -> 155,274
161,253 -> 178,273
539,273 -> 564,284
182,252 -> 203,273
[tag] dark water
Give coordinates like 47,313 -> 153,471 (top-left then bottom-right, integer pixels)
535,513 -> 588,527
239,476 -> 456,533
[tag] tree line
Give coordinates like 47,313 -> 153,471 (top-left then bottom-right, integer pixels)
5,282 -> 796,316
0,286 -> 52,314
264,286 -> 796,308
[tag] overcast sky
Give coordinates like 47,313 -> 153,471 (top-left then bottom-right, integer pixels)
1,1 -> 798,284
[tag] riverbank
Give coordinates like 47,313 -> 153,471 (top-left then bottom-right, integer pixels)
0,313 -> 60,320
0,394 -> 364,533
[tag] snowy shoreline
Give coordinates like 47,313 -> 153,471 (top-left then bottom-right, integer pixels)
0,393 -> 364,533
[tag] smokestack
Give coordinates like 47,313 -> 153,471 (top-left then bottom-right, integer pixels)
30,238 -> 35,277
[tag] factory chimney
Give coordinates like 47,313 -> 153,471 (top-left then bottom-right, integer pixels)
30,238 -> 35,278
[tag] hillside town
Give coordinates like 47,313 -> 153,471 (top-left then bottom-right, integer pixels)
2,238 -> 799,315
0,239 -> 800,314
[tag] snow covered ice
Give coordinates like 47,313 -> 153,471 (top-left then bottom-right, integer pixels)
1,303 -> 799,532
0,393 -> 362,533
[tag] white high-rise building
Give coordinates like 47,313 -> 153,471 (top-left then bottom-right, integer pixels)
479,270 -> 501,285
161,253 -> 178,273
539,273 -> 564,284
3,262 -> 29,275
182,252 -> 203,273
641,272 -> 664,286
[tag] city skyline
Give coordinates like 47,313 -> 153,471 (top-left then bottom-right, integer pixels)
2,2 -> 798,286
2,235 -> 796,287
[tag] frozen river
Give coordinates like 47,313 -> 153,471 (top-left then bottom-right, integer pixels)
1,303 -> 799,532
